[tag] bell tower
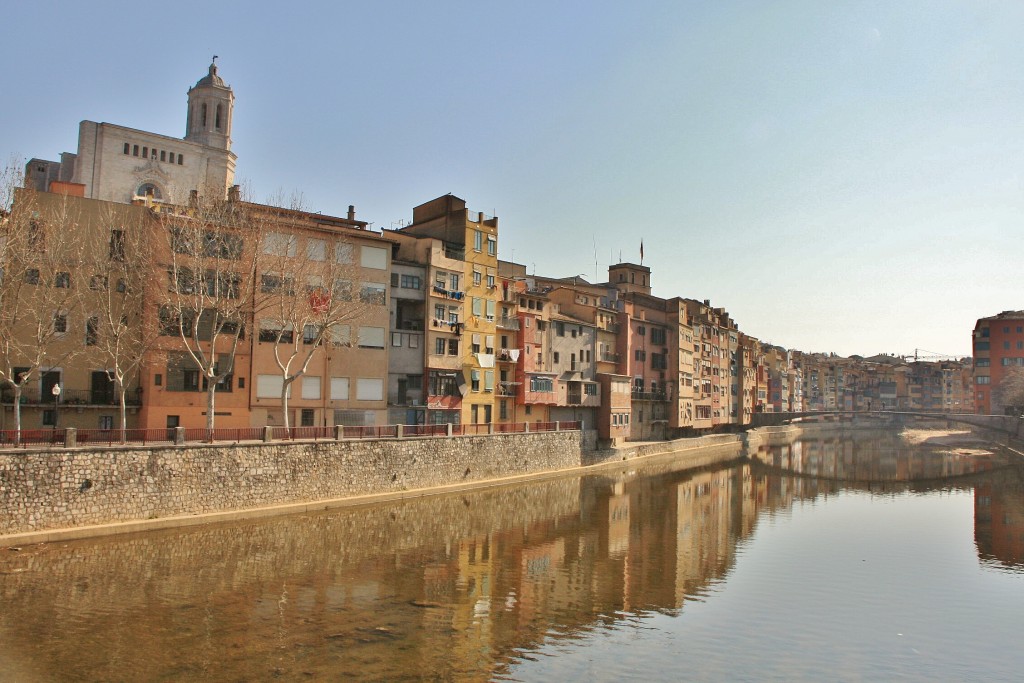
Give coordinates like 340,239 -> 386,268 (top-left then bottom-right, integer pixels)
185,57 -> 234,150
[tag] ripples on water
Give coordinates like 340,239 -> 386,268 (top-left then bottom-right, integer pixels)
1,431 -> 1023,681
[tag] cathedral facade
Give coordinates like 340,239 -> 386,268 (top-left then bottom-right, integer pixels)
25,61 -> 237,205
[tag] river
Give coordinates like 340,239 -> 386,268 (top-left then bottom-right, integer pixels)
1,429 -> 1022,681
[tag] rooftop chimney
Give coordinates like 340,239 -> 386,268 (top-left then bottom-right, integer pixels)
227,184 -> 241,202
347,205 -> 356,220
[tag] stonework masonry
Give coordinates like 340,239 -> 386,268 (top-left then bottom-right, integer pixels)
0,432 -> 580,537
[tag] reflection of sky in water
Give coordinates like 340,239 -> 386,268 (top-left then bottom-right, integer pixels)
511,489 -> 1024,682
1,435 -> 1022,681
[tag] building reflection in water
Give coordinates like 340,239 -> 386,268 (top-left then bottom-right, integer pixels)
1,435 -> 1022,680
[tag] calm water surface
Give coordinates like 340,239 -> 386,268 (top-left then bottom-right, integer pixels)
1,431 -> 1023,682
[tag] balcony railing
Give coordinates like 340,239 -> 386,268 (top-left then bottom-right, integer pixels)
631,389 -> 669,401
1,387 -> 142,406
599,351 -> 620,363
497,317 -> 520,330
497,382 -> 518,397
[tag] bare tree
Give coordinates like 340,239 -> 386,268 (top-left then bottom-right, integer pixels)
998,367 -> 1024,415
255,214 -> 373,429
154,188 -> 262,430
0,178 -> 88,440
83,200 -> 163,438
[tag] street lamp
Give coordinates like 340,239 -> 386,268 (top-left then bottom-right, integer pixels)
51,383 -> 61,430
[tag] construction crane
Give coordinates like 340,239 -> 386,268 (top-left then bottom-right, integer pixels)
902,348 -> 962,362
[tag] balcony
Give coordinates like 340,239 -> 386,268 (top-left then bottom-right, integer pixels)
427,353 -> 463,371
566,389 -> 601,407
497,382 -> 519,398
395,319 -> 424,331
631,389 -> 669,402
497,317 -> 520,330
599,351 -> 620,363
497,349 -> 517,363
1,387 -> 142,406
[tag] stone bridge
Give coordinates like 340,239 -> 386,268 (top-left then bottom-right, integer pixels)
749,410 -> 1024,441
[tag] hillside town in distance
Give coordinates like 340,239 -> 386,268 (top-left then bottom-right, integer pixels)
2,61 -> 1007,446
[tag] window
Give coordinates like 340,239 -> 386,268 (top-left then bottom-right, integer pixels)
360,246 -> 387,269
330,377 -> 350,400
256,374 -> 287,398
203,232 -> 243,260
472,334 -> 481,353
306,238 -> 326,261
358,326 -> 385,348
471,369 -> 480,391
976,376 -> 991,385
167,354 -> 200,392
123,143 -> 130,154
473,297 -> 483,317
400,274 -> 421,289
485,335 -> 494,354
333,279 -> 353,300
976,342 -> 990,351
449,273 -> 460,290
261,273 -> 295,295
487,236 -> 496,256
392,332 -> 403,347
486,300 -> 495,320
486,273 -> 495,288
328,324 -> 351,346
142,147 -> 148,158
435,338 -> 446,355
302,376 -> 322,400
530,376 -> 553,393
133,145 -> 139,156
303,324 -> 319,345
160,150 -> 166,162
301,409 -> 315,426
53,312 -> 68,334
109,230 -> 125,260
204,270 -> 241,299
177,154 -> 183,165
555,321 -> 565,337
474,230 -> 483,251
25,268 -> 40,285
638,325 -> 646,336
262,232 -> 297,257
448,339 -> 459,355
484,370 -> 494,392
85,317 -> 99,346
651,327 -> 666,345
1004,342 -> 1011,350
360,282 -> 386,305
975,358 -> 991,367
154,374 -> 162,387
258,320 -> 293,343
54,272 -> 71,288
473,270 -> 482,286
554,352 -> 560,364
584,383 -> 598,396
429,372 -> 459,397
356,378 -> 384,401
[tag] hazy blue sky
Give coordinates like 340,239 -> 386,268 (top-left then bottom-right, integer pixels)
3,1 -> 1021,357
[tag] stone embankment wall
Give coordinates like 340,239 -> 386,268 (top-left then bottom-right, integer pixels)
0,432 -> 580,538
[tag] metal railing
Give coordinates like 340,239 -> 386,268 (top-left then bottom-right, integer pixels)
0,388 -> 142,406
0,420 -> 583,450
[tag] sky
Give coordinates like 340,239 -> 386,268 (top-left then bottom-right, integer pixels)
2,0 -> 1022,358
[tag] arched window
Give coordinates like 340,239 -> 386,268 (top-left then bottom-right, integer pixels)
215,104 -> 222,130
201,103 -> 208,127
136,183 -> 161,200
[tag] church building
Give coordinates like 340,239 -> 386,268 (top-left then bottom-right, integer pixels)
25,60 -> 237,205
